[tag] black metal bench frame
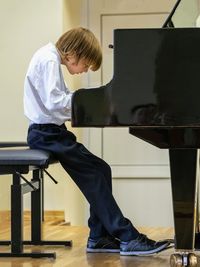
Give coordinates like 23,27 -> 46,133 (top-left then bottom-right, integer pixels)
0,142 -> 72,258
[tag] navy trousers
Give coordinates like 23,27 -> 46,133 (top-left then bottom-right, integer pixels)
27,123 -> 139,241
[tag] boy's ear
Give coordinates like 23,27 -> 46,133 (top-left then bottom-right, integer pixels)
65,54 -> 73,62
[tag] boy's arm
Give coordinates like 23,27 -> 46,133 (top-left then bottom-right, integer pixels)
39,60 -> 72,113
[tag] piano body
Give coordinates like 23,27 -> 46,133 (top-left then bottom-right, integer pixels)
72,0 -> 200,266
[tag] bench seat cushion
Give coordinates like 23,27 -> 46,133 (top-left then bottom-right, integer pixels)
0,149 -> 56,167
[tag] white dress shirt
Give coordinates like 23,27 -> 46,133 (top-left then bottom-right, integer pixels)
24,42 -> 73,125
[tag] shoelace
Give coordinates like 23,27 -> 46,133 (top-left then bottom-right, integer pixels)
126,234 -> 155,251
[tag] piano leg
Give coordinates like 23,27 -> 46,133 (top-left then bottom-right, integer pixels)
196,181 -> 200,233
169,149 -> 199,267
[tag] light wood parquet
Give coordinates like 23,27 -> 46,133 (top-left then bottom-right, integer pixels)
0,219 -> 199,267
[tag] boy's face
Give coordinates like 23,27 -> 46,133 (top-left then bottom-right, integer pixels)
62,55 -> 90,75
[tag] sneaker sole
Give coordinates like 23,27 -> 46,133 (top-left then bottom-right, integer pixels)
86,248 -> 120,253
120,242 -> 170,256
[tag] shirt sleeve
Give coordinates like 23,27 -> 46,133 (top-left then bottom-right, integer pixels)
38,60 -> 72,112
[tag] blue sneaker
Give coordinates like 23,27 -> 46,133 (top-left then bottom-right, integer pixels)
86,236 -> 120,253
120,234 -> 170,256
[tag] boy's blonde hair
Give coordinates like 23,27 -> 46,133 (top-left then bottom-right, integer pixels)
56,27 -> 102,71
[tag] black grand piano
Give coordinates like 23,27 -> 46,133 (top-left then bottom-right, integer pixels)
72,0 -> 200,266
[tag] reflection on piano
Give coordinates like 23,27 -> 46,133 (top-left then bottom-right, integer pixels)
72,0 -> 200,266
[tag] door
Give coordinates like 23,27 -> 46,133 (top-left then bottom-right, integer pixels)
86,0 -> 176,178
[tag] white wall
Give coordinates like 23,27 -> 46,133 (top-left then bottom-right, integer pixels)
0,0 -> 85,226
0,0 -> 63,140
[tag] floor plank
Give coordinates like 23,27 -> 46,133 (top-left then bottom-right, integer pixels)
0,221 -> 199,267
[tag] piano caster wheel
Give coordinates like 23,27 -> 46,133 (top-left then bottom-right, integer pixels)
170,253 -> 198,267
170,254 -> 183,267
188,253 -> 198,267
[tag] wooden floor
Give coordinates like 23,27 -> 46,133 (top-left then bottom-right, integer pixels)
0,220 -> 199,267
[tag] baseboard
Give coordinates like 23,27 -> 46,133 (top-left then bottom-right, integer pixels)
0,210 -> 69,224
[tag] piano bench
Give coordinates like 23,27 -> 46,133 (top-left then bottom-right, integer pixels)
0,144 -> 72,258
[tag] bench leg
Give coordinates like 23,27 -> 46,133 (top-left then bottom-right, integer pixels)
30,169 -> 72,247
11,173 -> 23,254
31,169 -> 42,242
0,172 -> 56,258
0,169 -> 72,258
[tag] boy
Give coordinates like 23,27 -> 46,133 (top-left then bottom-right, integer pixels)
24,27 -> 169,256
